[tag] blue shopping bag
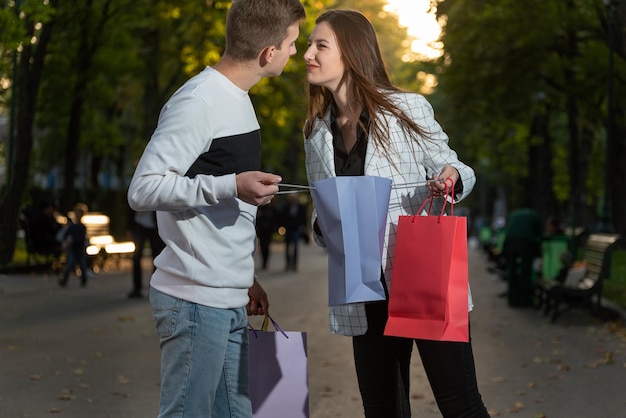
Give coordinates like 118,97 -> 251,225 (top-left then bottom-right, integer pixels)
311,176 -> 391,306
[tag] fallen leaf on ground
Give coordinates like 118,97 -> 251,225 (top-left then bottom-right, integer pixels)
507,401 -> 525,413
58,389 -> 74,401
556,364 -> 571,371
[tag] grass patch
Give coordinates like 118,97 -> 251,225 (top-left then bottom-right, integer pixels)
13,238 -> 28,264
1,238 -> 44,268
605,249 -> 626,308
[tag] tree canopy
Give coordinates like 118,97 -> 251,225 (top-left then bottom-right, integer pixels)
435,0 -> 625,232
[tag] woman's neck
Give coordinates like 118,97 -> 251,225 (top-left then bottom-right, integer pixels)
333,97 -> 363,153
334,101 -> 362,126
332,86 -> 363,121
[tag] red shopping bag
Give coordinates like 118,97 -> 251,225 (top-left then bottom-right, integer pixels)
384,180 -> 469,342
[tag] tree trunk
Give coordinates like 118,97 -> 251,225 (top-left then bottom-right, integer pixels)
566,94 -> 583,229
60,23 -> 95,211
60,88 -> 85,212
610,106 -> 625,236
530,108 -> 558,221
0,5 -> 57,266
59,0 -> 113,212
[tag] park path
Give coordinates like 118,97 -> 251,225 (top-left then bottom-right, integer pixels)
1,239 -> 625,417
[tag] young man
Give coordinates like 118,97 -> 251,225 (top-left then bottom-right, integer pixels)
127,1 -> 306,416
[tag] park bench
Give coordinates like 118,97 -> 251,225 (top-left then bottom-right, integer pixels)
536,233 -> 621,323
81,212 -> 135,272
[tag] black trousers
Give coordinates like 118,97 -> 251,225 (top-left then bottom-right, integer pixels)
284,230 -> 300,269
503,237 -> 538,307
131,223 -> 165,292
352,301 -> 490,418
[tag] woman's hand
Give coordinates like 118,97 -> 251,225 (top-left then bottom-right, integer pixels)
428,165 -> 459,197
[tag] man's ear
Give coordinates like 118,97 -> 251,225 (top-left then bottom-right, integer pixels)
259,45 -> 275,68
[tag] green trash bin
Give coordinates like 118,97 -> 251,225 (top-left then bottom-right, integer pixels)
541,235 -> 569,281
478,226 -> 492,246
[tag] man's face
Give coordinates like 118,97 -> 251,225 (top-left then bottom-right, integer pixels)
266,23 -> 300,76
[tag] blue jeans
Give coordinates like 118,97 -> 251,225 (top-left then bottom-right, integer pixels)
61,247 -> 88,285
150,287 -> 252,418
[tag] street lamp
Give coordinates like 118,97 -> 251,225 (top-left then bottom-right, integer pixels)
600,0 -> 618,232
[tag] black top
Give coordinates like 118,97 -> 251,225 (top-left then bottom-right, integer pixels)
330,105 -> 369,176
185,131 -> 261,178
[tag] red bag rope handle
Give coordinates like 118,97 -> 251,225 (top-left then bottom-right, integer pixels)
414,178 -> 455,223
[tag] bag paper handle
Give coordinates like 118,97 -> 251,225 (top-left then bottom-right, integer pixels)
249,315 -> 289,338
414,178 -> 455,222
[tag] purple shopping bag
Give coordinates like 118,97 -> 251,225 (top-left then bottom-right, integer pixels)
248,316 -> 309,418
310,176 -> 392,305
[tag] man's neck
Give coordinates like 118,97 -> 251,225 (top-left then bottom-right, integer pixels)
213,56 -> 261,92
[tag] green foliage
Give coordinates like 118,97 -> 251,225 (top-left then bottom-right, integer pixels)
0,0 -> 56,114
435,0 -> 621,222
0,8 -> 23,46
2,0 -> 421,204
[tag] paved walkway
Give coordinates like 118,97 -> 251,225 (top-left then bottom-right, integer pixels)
1,240 -> 625,417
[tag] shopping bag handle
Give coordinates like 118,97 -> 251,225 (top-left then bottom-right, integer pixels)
249,315 -> 289,338
415,178 -> 455,222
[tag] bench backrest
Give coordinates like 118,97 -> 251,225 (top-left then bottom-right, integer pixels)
580,233 -> 620,283
81,213 -> 111,238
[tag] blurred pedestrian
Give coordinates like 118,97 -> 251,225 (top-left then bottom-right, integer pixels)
280,193 -> 308,271
128,210 -> 165,299
58,203 -> 89,288
502,207 -> 543,307
256,202 -> 277,270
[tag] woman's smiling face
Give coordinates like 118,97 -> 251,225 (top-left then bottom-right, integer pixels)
304,21 -> 346,92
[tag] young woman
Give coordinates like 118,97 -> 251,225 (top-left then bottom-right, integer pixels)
303,9 -> 490,418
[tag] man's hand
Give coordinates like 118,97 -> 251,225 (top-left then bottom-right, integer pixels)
236,171 -> 281,206
247,277 -> 269,316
